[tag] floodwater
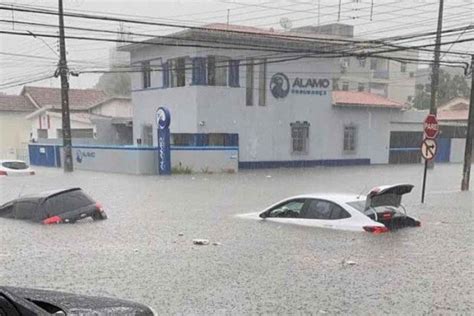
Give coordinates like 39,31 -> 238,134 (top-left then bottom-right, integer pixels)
0,164 -> 472,314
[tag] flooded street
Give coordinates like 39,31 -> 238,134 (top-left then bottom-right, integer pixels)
0,164 -> 472,314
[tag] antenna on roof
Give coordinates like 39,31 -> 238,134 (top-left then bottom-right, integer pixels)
279,17 -> 292,31
226,9 -> 230,27
356,185 -> 367,199
18,184 -> 25,198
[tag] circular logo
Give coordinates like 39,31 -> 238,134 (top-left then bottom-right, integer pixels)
270,73 -> 290,99
156,107 -> 171,129
76,150 -> 82,163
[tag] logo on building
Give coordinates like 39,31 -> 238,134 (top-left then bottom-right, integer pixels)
76,150 -> 83,163
75,149 -> 95,163
270,73 -> 290,99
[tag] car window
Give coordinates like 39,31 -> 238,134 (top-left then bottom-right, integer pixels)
267,199 -> 305,218
301,199 -> 350,220
2,161 -> 28,170
15,201 -> 38,220
43,190 -> 95,217
0,203 -> 15,218
329,204 -> 351,219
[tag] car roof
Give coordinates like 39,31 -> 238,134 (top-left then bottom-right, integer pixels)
0,160 -> 27,163
286,193 -> 366,204
18,188 -> 83,200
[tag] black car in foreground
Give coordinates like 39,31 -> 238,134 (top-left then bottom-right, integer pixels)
0,188 -> 107,224
0,286 -> 154,315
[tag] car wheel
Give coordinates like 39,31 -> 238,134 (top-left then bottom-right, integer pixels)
92,210 -> 107,221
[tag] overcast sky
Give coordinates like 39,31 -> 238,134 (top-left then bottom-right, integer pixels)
0,0 -> 472,94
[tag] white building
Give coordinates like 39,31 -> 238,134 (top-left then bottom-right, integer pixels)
120,23 -> 428,168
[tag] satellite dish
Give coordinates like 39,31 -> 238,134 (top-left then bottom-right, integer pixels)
279,17 -> 293,31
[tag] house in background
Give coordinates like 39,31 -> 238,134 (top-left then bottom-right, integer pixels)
436,97 -> 471,163
0,94 -> 36,160
22,86 -> 133,145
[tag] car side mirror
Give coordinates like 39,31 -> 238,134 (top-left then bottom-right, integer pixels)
259,212 -> 268,218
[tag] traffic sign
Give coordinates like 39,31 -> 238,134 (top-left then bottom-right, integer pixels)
424,114 -> 439,139
421,138 -> 437,160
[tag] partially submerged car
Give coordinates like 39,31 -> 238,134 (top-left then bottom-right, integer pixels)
0,286 -> 154,315
0,188 -> 107,224
0,160 -> 35,176
238,184 -> 420,233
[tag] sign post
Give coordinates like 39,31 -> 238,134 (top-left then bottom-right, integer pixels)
156,107 -> 171,175
421,114 -> 439,203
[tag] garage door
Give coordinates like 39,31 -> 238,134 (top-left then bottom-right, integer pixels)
389,131 -> 423,164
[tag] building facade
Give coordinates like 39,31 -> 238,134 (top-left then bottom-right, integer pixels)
121,23 -> 429,168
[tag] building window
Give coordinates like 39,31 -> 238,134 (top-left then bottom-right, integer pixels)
229,60 -> 240,87
369,82 -> 388,97
400,62 -> 407,73
342,82 -> 349,91
142,61 -> 151,89
207,56 -> 228,86
162,61 -> 170,88
333,78 -> 340,91
142,125 -> 153,146
358,58 -> 366,67
343,125 -> 357,153
170,57 -> 186,87
37,129 -> 48,139
370,58 -> 377,70
209,133 -> 226,146
291,121 -> 310,154
192,57 -> 207,85
258,59 -> 266,106
246,58 -> 254,106
172,133 -> 194,146
358,82 -> 365,92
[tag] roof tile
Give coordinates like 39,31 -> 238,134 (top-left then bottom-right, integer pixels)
332,91 -> 404,109
22,86 -> 107,110
0,95 -> 36,112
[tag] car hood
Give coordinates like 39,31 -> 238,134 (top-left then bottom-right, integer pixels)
0,286 -> 154,315
365,184 -> 414,210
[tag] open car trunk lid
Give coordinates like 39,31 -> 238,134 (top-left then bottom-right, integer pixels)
365,184 -> 414,211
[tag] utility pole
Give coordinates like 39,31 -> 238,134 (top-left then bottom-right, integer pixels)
429,0 -> 444,117
58,0 -> 73,172
421,0 -> 444,203
461,55 -> 473,191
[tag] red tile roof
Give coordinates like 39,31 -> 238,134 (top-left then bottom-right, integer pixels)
437,97 -> 469,121
0,95 -> 36,112
332,91 -> 404,109
22,86 -> 107,110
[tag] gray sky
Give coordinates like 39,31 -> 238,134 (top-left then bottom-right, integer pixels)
0,0 -> 472,94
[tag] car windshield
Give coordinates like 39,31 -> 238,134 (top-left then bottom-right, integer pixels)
0,1 -> 472,314
2,161 -> 28,170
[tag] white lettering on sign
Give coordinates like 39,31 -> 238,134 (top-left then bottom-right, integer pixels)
159,136 -> 165,170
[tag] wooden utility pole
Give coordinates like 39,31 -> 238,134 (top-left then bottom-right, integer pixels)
461,55 -> 473,191
58,0 -> 73,172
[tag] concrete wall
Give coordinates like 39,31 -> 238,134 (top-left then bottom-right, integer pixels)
450,138 -> 466,163
172,147 -> 238,173
0,112 -> 31,160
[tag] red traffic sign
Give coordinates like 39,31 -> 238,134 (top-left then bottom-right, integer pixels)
421,138 -> 437,160
424,114 -> 439,139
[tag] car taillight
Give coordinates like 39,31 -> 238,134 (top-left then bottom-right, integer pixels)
43,216 -> 62,225
95,202 -> 103,210
0,171 -> 7,176
30,171 -> 35,175
363,226 -> 389,234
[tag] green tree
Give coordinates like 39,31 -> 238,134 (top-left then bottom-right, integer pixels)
413,69 -> 470,110
94,68 -> 131,97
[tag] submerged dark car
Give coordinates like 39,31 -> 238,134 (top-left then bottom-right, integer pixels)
0,286 -> 154,315
0,188 -> 107,224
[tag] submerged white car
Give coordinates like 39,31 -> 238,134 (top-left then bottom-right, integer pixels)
0,160 -> 35,176
238,184 -> 420,233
